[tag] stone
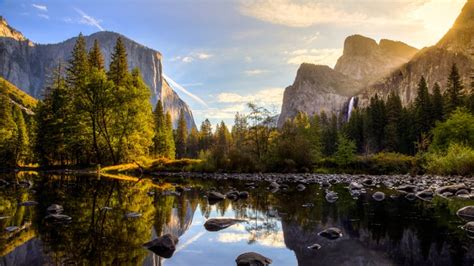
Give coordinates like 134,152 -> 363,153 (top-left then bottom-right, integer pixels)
405,193 -> 416,201
319,227 -> 343,240
226,191 -> 239,200
236,252 -> 272,266
204,218 -> 246,232
396,185 -> 417,193
325,191 -> 338,203
143,234 -> 179,258
47,204 -> 64,214
296,184 -> 306,191
457,206 -> 474,220
436,184 -> 469,195
372,191 -> 385,201
208,191 -> 226,202
239,191 -> 249,199
416,190 -> 434,201
307,243 -> 322,250
44,214 -> 72,223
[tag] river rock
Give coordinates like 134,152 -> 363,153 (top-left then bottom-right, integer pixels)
47,204 -> 64,214
405,193 -> 416,201
372,191 -> 385,201
208,191 -> 226,202
269,182 -> 279,189
226,191 -> 239,200
457,206 -> 474,220
143,234 -> 179,258
456,189 -> 470,196
318,227 -> 343,240
239,191 -> 249,199
296,184 -> 306,191
236,252 -> 272,266
349,182 -> 363,190
44,214 -> 72,223
307,243 -> 322,250
463,221 -> 474,233
325,191 -> 338,203
436,184 -> 469,195
416,190 -> 434,201
204,218 -> 246,232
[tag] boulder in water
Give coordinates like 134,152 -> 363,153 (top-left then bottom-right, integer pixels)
44,214 -> 72,223
372,191 -> 385,201
239,191 -> 249,199
436,184 -> 469,195
416,190 -> 434,201
204,218 -> 246,232
296,184 -> 306,191
236,252 -> 272,266
208,191 -> 226,202
457,206 -> 474,220
396,185 -> 417,193
143,234 -> 179,258
318,227 -> 343,240
47,204 -> 63,214
325,191 -> 338,203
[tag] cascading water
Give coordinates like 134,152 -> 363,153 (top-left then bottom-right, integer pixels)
347,96 -> 355,120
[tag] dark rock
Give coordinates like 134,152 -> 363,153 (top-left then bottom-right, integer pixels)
307,243 -> 322,250
296,184 -> 306,191
372,191 -> 385,201
463,221 -> 474,233
44,214 -> 72,223
457,206 -> 474,220
236,252 -> 272,266
436,184 -> 469,195
226,191 -> 239,200
405,193 -> 416,201
47,204 -> 63,214
319,227 -> 343,240
269,182 -> 279,189
204,218 -> 246,232
416,190 -> 434,201
349,182 -> 363,190
239,191 -> 249,199
362,178 -> 374,187
456,189 -> 470,196
208,191 -> 226,202
143,234 -> 179,258
325,191 -> 338,203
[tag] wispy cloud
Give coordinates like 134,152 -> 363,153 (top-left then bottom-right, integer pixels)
244,69 -> 269,76
171,52 -> 213,63
74,8 -> 104,31
163,73 -> 209,107
286,48 -> 342,68
32,4 -> 47,12
37,14 -> 49,20
217,87 -> 284,106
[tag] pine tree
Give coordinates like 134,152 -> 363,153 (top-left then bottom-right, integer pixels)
384,92 -> 402,152
345,109 -> 365,153
431,82 -> 444,122
414,76 -> 432,138
199,119 -> 213,151
445,63 -> 463,115
187,127 -> 200,158
164,112 -> 176,159
108,37 -> 128,86
67,33 -> 89,89
88,39 -> 104,70
212,121 -> 232,169
366,94 -> 386,152
175,110 -> 188,158
321,112 -> 338,156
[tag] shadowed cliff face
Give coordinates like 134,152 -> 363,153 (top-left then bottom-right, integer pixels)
0,19 -> 196,129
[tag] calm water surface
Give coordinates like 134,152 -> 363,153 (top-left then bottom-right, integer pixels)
0,172 -> 473,266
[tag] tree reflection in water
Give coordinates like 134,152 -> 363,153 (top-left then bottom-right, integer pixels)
0,172 -> 473,265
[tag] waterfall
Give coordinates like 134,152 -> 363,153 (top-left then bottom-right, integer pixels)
347,96 -> 355,120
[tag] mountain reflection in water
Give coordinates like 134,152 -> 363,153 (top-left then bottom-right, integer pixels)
0,172 -> 473,266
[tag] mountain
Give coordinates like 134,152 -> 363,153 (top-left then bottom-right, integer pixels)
334,35 -> 418,82
0,76 -> 36,115
278,64 -> 361,127
356,0 -> 474,107
279,0 -> 474,125
0,17 -> 195,129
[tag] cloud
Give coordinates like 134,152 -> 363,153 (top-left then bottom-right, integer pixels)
286,48 -> 342,68
239,0 -> 442,28
217,87 -> 284,106
181,82 -> 204,87
163,73 -> 209,107
244,69 -> 269,76
182,56 -> 194,63
195,52 -> 213,59
38,14 -> 50,20
74,8 -> 104,31
32,4 -> 47,12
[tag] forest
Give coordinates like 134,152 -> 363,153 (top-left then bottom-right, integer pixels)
1,35 -> 473,175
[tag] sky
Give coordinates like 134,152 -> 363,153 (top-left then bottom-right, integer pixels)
0,0 -> 467,127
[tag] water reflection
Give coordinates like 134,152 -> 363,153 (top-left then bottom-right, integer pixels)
0,172 -> 473,265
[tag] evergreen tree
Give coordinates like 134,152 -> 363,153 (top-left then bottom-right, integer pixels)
153,100 -> 169,157
199,119 -> 213,151
108,37 -> 128,86
88,39 -> 104,70
383,92 -> 402,152
175,110 -> 188,158
321,112 -> 338,156
345,109 -> 365,153
445,63 -> 463,115
187,127 -> 200,158
164,113 -> 176,159
212,121 -> 232,168
366,94 -> 386,152
431,82 -> 444,122
414,76 -> 432,138
67,33 -> 89,89
334,133 -> 356,166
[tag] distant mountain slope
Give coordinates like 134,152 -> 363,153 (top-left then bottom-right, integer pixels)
0,17 -> 195,129
0,76 -> 36,114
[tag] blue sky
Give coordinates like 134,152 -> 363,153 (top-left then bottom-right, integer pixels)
0,0 -> 466,127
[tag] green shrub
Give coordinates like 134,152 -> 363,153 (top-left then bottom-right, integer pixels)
425,143 -> 474,176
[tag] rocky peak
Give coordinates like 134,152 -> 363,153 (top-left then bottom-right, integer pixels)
334,35 -> 417,82
437,0 -> 474,57
0,16 -> 29,43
